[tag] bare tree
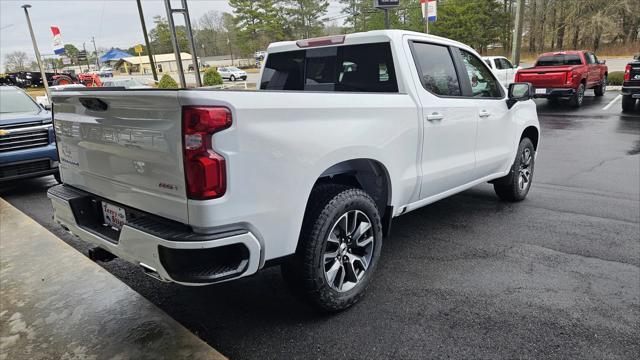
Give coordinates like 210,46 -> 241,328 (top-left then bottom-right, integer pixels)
4,51 -> 32,72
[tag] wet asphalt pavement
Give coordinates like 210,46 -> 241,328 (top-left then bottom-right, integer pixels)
2,90 -> 639,359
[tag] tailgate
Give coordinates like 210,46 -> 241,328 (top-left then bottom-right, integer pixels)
52,90 -> 188,223
517,68 -> 569,88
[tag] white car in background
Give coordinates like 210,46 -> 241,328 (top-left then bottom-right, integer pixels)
483,56 -> 520,87
217,66 -> 247,82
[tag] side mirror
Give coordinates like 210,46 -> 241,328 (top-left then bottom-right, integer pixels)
598,60 -> 606,65
506,82 -> 533,109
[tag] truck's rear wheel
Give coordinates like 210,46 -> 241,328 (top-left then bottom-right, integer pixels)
281,184 -> 382,312
493,138 -> 535,202
622,95 -> 636,112
569,83 -> 585,108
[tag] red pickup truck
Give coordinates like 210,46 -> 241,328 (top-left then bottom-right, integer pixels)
515,51 -> 608,108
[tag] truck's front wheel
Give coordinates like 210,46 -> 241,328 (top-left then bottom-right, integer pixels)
493,138 -> 535,202
282,184 -> 382,312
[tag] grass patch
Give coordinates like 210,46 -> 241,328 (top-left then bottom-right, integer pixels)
608,71 -> 624,86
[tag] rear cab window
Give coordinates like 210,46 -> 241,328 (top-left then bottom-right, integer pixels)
260,42 -> 398,92
536,54 -> 583,66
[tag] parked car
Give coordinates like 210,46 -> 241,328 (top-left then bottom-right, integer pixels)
483,56 -> 519,87
217,66 -> 247,81
97,67 -> 114,77
621,56 -> 640,112
0,86 -> 59,182
48,30 -> 540,312
255,51 -> 267,61
101,78 -> 152,89
515,51 -> 608,107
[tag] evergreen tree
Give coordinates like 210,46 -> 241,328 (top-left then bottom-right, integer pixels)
285,0 -> 330,39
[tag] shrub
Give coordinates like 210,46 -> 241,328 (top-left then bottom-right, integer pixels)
203,68 -> 223,86
608,71 -> 624,86
157,73 -> 178,89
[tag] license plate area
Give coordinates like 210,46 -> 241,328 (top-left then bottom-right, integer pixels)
68,197 -> 126,243
102,201 -> 127,231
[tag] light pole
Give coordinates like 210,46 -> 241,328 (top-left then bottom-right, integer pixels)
92,36 -> 100,68
21,4 -> 50,99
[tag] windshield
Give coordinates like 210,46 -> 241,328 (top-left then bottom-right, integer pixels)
0,89 -> 41,114
228,67 -> 241,72
536,54 -> 582,66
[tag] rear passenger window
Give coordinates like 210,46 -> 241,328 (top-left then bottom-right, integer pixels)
460,50 -> 502,98
410,42 -> 461,96
495,58 -> 513,70
260,43 -> 398,92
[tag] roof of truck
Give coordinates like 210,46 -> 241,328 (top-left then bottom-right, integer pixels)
267,30 -> 473,54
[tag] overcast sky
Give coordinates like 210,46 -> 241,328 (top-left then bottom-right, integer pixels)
0,0 -> 345,70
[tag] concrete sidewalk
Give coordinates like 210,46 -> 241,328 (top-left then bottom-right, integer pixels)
0,199 -> 225,360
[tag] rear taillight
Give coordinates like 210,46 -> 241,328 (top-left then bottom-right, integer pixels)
182,106 -> 232,200
624,64 -> 631,81
566,71 -> 573,84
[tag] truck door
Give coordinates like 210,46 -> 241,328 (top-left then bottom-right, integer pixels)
584,52 -> 599,87
457,49 -> 515,178
405,40 -> 477,199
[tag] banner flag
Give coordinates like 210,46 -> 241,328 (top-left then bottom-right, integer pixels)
421,0 -> 437,22
51,26 -> 65,55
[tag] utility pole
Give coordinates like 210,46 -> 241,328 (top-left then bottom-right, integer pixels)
163,0 -> 202,87
136,0 -> 157,81
511,0 -> 525,66
164,0 -> 186,87
21,4 -> 50,99
82,42 -> 90,70
180,0 -> 202,87
91,36 -> 100,68
383,9 -> 390,29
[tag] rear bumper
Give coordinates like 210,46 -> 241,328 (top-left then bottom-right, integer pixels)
47,184 -> 262,285
534,87 -> 576,98
621,86 -> 640,97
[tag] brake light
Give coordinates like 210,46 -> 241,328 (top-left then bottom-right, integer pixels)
566,71 -> 573,84
182,106 -> 232,200
296,35 -> 345,48
624,64 -> 631,81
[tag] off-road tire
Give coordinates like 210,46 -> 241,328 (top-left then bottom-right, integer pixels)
594,75 -> 606,97
493,138 -> 535,202
622,95 -> 636,112
569,83 -> 585,108
281,184 -> 383,312
53,75 -> 74,86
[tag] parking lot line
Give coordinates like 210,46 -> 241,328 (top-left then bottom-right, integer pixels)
602,94 -> 622,110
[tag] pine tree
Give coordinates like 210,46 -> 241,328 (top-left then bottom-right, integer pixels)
285,0 -> 330,39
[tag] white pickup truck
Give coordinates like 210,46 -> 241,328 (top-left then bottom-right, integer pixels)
48,30 -> 539,312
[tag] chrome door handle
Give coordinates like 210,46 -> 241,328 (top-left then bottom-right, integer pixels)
426,112 -> 444,121
479,110 -> 491,118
